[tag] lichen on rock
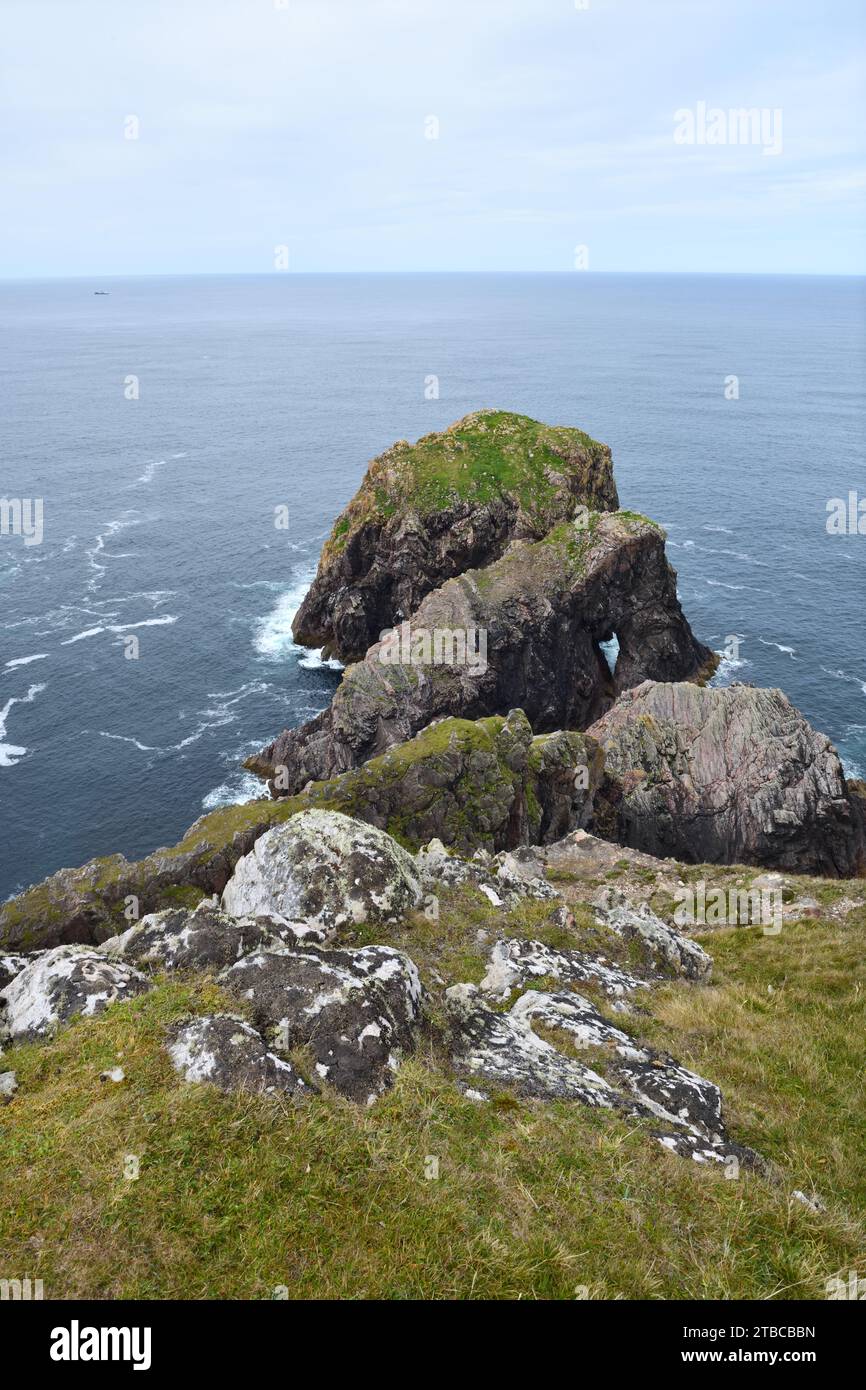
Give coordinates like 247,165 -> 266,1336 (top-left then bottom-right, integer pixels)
0,945 -> 151,1045
166,1014 -> 312,1097
219,942 -> 425,1104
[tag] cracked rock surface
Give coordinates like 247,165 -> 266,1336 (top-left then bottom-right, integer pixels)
0,953 -> 41,991
588,680 -> 866,876
416,839 -> 559,908
591,888 -> 713,982
480,937 -> 650,1002
446,983 -> 759,1166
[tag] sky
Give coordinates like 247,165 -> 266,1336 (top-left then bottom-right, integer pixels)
1,0 -> 864,277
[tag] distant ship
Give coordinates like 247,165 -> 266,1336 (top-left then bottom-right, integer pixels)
93,290 -> 109,295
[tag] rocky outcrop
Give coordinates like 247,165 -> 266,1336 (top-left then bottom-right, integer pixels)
221,809 -> 423,938
251,512 -> 715,794
415,839 -> 560,908
588,681 -> 866,876
592,888 -> 713,982
289,711 -> 601,855
0,803 -> 290,954
0,715 -> 599,954
220,943 -> 425,1104
0,945 -> 151,1045
293,410 -> 620,662
0,1072 -> 17,1103
167,1015 -> 312,1097
479,937 -> 651,1002
445,984 -> 759,1166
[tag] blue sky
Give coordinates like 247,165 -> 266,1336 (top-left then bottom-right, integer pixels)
1,0 -> 864,276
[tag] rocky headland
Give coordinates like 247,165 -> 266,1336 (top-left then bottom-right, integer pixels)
2,410 -> 865,1271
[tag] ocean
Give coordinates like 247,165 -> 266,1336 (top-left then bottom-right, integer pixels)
1,272 -> 864,901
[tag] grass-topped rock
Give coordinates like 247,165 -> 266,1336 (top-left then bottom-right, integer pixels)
292,409 -> 619,662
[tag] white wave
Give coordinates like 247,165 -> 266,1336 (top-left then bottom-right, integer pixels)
706,545 -> 770,568
99,731 -> 161,753
62,615 -> 178,646
710,652 -> 752,687
229,579 -> 286,592
703,525 -> 734,534
4,653 -> 48,669
96,680 -> 268,760
706,579 -> 768,593
201,770 -> 267,811
298,651 -> 344,671
204,680 -> 272,704
90,590 -> 175,608
85,513 -> 142,590
109,616 -> 178,634
253,570 -> 316,661
758,638 -> 796,658
821,666 -> 866,695
61,626 -> 105,645
0,682 -> 46,767
130,459 -> 167,488
170,452 -> 187,459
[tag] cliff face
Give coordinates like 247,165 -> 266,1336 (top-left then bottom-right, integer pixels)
292,409 -> 620,662
250,512 -> 716,793
588,681 -> 866,877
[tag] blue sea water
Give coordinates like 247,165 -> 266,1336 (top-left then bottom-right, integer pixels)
1,272 -> 864,901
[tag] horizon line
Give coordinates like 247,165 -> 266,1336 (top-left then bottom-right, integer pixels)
2,268 -> 864,283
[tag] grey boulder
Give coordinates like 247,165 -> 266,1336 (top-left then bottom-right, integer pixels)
220,942 -> 425,1104
479,937 -> 650,1002
222,809 -> 422,940
446,983 -> 759,1166
592,888 -> 713,982
101,901 -> 295,972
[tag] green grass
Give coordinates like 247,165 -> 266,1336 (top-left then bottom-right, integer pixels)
1,908 -> 863,1299
324,409 -> 616,553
